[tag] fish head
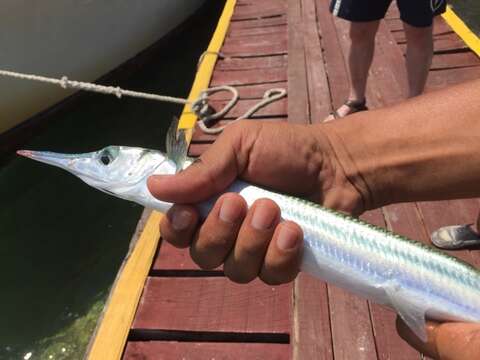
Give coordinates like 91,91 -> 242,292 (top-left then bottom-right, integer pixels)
17,145 -> 176,194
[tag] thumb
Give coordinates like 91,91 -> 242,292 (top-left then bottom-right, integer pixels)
147,130 -> 246,204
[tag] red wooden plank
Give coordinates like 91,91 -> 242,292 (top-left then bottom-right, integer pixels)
287,0 -> 309,124
293,274 -> 333,359
328,285 -> 378,360
123,342 -> 291,360
431,52 -> 480,70
301,0 -> 331,123
210,67 -> 287,86
215,55 -> 287,71
152,240 -> 202,271
427,66 -> 480,90
228,16 -> 287,31
133,277 -> 292,333
222,40 -> 287,57
208,82 -> 288,100
315,0 -> 349,110
227,24 -> 287,38
232,8 -> 286,21
191,118 -> 286,143
223,32 -> 287,48
208,98 -> 287,119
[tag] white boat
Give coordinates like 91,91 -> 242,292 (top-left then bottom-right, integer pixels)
0,0 -> 205,135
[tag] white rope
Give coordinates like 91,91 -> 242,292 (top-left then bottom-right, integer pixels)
196,88 -> 287,135
0,70 -> 188,105
0,68 -> 287,134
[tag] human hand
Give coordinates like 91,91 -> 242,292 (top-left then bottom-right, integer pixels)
147,120 -> 362,284
396,317 -> 480,360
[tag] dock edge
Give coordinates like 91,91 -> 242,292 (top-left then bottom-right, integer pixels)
86,1 -> 237,359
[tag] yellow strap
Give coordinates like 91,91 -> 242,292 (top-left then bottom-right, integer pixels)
442,6 -> 480,57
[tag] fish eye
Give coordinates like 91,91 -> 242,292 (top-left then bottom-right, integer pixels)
100,150 -> 113,165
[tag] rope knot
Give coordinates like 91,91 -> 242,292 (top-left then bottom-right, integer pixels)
115,86 -> 122,98
60,76 -> 69,89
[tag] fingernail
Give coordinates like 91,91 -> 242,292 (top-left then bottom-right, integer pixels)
251,202 -> 277,230
219,197 -> 242,224
171,209 -> 192,231
277,225 -> 298,250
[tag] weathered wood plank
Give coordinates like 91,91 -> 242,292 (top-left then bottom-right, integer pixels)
208,82 -> 288,100
208,98 -> 287,118
227,24 -> 287,38
211,67 -> 287,86
228,16 -> 287,31
315,0 -> 349,110
132,277 -> 292,333
222,40 -> 287,57
123,342 -> 291,360
293,274 -> 333,360
287,0 -> 309,124
215,55 -> 288,71
301,0 -> 331,122
191,118 -> 286,143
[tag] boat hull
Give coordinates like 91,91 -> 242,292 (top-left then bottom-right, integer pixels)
0,0 -> 205,135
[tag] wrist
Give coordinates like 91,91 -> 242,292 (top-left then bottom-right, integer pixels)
311,124 -> 366,215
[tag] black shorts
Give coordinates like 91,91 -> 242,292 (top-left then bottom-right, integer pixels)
330,0 -> 447,27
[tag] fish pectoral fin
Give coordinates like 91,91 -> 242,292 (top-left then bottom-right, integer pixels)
384,282 -> 428,342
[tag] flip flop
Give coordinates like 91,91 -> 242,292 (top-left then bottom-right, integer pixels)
329,99 -> 368,120
430,224 -> 480,250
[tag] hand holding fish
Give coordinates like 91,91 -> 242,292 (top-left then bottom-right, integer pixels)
147,120 -> 362,284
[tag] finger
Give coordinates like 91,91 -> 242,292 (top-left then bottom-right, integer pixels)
160,205 -> 199,248
396,318 -> 480,360
190,193 -> 247,270
224,199 -> 280,283
259,221 -> 303,285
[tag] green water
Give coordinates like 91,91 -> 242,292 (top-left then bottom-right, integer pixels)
450,0 -> 480,36
0,1 -> 223,359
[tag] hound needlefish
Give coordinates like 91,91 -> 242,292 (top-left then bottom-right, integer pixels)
18,119 -> 480,341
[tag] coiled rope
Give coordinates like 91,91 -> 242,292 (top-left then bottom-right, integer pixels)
0,66 -> 286,134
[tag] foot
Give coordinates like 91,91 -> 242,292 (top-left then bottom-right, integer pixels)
324,99 -> 368,122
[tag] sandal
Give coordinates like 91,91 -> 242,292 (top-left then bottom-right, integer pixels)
325,99 -> 368,121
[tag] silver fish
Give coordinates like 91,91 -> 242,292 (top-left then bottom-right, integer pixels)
18,119 -> 480,341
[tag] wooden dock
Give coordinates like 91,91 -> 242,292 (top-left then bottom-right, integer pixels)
91,0 -> 480,359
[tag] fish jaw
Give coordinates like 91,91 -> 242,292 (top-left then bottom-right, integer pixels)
17,149 -> 91,170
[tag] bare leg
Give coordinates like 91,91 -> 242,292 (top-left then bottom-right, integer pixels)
325,20 -> 380,121
403,22 -> 434,97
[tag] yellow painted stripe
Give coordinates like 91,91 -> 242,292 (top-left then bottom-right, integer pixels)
87,1 -> 236,359
87,211 -> 162,360
442,6 -> 480,57
178,0 -> 237,142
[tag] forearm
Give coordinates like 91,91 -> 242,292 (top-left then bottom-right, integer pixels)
322,79 -> 480,210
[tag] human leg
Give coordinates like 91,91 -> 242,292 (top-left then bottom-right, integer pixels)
324,21 -> 379,120
398,0 -> 447,97
327,0 -> 391,120
403,23 -> 433,97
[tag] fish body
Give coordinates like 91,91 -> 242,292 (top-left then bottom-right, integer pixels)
18,123 -> 480,341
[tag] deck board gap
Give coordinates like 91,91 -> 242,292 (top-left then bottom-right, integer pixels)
128,330 -> 290,344
149,269 -> 224,277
